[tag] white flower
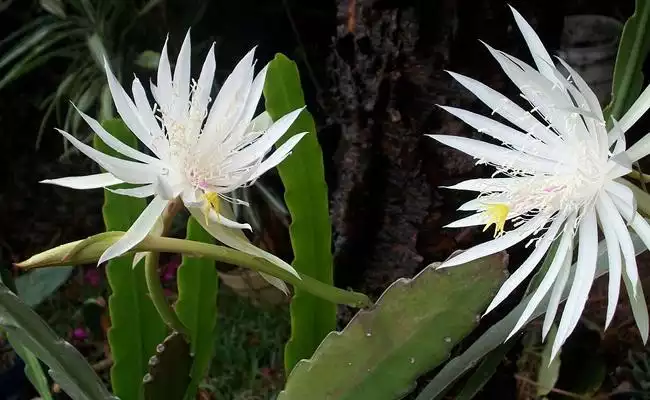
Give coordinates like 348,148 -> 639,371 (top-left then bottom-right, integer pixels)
430,6 -> 650,358
42,31 -> 306,269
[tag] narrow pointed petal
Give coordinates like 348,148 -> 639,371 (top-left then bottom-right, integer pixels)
508,213 -> 576,337
154,175 -> 176,200
447,71 -> 561,146
107,184 -> 156,198
608,193 -> 642,291
207,209 -> 252,230
445,213 -> 486,228
248,111 -> 273,132
259,272 -> 290,294
428,134 -> 560,174
190,43 -> 216,124
508,5 -> 561,88
187,204 -> 300,278
104,60 -> 154,150
486,213 -> 566,316
439,213 -> 550,268
172,30 -> 192,119
439,105 -> 554,158
552,207 -> 598,359
98,196 -> 169,264
542,242 -> 573,340
131,78 -> 167,158
443,177 -> 534,192
596,197 -> 623,329
157,36 -> 173,113
618,84 -> 650,134
41,173 -> 123,189
75,105 -> 162,166
249,132 -> 307,181
56,129 -> 160,184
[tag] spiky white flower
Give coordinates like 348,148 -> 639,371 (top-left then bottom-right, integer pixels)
42,31 -> 306,269
430,6 -> 650,358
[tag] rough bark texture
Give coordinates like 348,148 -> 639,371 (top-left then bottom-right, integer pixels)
327,0 -> 564,299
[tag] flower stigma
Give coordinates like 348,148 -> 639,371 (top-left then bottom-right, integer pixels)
483,203 -> 510,237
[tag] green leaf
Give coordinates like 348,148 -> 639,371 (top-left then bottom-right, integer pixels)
175,217 -> 218,400
95,119 -> 167,400
278,253 -> 507,400
0,282 -> 112,400
415,232 -> 647,400
11,337 -> 53,400
143,332 -> 192,400
604,0 -> 650,122
454,343 -> 512,400
15,267 -> 73,307
264,53 -> 337,373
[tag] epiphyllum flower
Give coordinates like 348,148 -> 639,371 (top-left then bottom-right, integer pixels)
430,6 -> 650,358
42,32 -> 306,267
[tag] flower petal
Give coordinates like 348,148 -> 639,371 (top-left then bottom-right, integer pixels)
107,184 -> 156,198
428,134 -> 561,174
41,173 -> 123,189
509,212 -> 576,337
156,36 -> 173,113
445,213 -> 486,228
443,177 -> 535,192
542,243 -> 572,340
172,29 -> 192,120
207,209 -> 252,230
447,71 -> 560,146
438,105 -> 554,158
552,207 -> 598,359
249,132 -> 308,181
623,271 -> 649,343
56,129 -> 160,184
189,43 -> 216,136
439,213 -> 550,268
132,78 -> 167,159
98,195 -> 169,264
596,196 -> 623,329
618,83 -> 650,134
485,212 -> 567,316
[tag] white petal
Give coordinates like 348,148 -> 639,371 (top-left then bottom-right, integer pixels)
190,43 -> 216,126
249,132 -> 307,181
201,47 -> 257,145
605,181 -> 636,220
509,6 -> 562,88
439,213 -> 550,268
104,59 -> 154,150
596,197 -> 622,329
428,134 -> 560,174
509,212 -> 577,337
74,105 -> 162,166
486,212 -> 567,316
238,64 -> 268,127
172,30 -> 192,119
228,107 -> 305,165
259,272 -> 289,294
623,271 -> 649,343
207,209 -> 252,230
131,78 -> 167,159
56,129 -> 160,184
542,242 -> 572,340
41,173 -> 123,189
107,184 -> 156,198
248,111 -> 273,132
439,105 -> 554,158
447,71 -> 561,146
552,207 -> 598,359
444,176 -> 534,192
618,83 -> 650,134
445,213 -> 486,228
600,191 -> 641,299
187,204 -> 300,278
156,37 -> 173,113
154,175 -> 176,200
98,195 -> 169,264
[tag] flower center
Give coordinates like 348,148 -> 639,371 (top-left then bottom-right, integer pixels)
483,203 -> 510,237
200,191 -> 221,225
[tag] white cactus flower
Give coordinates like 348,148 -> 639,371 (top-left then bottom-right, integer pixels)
430,6 -> 650,358
43,31 -> 306,270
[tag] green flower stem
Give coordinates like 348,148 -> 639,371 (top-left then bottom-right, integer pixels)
144,250 -> 190,337
17,234 -> 372,308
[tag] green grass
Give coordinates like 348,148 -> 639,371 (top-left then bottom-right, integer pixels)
206,286 -> 290,400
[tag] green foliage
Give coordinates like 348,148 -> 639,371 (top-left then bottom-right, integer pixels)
94,119 -> 167,400
415,233 -> 645,400
0,0 -> 164,150
143,332 -> 193,400
15,266 -> 73,307
0,282 -> 112,400
278,253 -> 507,400
175,217 -> 218,400
11,338 -> 53,400
604,0 -> 650,122
263,53 -> 336,373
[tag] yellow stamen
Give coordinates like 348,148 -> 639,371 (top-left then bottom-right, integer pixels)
483,203 -> 510,237
201,191 -> 220,225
